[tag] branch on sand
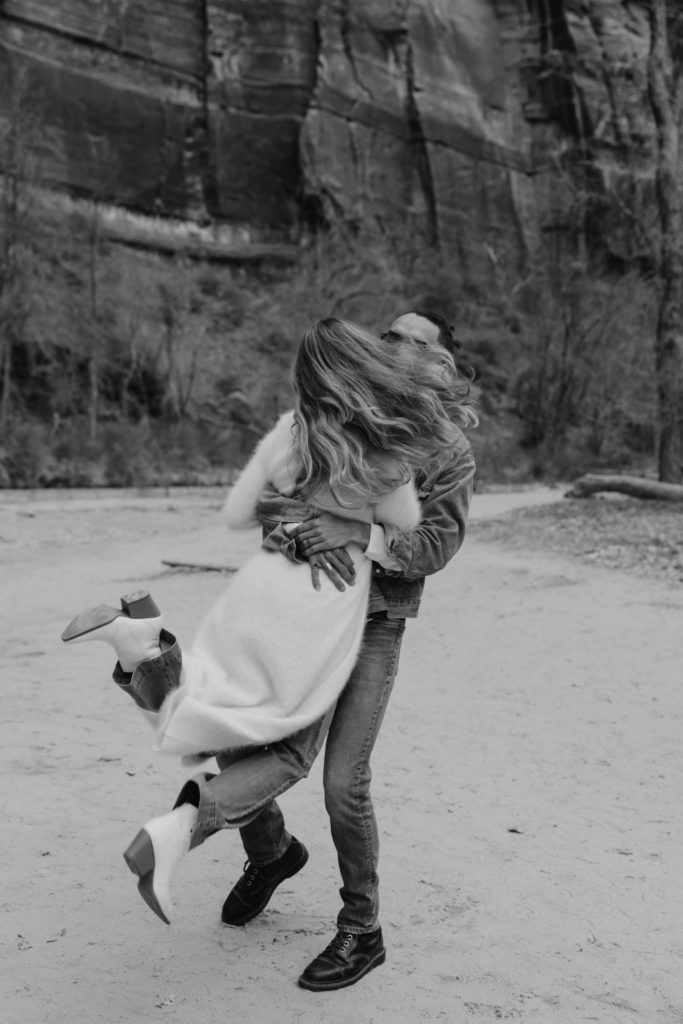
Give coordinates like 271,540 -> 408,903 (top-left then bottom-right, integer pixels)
565,474 -> 683,502
162,560 -> 237,573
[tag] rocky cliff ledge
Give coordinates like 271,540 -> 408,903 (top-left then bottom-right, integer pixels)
0,1 -> 659,273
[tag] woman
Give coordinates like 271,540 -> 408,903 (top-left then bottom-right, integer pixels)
62,318 -> 466,924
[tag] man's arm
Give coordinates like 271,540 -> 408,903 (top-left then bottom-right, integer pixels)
256,488 -> 357,592
379,442 -> 475,580
222,429 -> 275,529
291,438 -> 476,580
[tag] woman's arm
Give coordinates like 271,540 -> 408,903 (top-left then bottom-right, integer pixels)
224,411 -> 299,529
223,432 -> 275,529
288,478 -> 420,559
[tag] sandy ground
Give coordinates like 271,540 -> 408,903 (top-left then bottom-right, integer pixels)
1,486 -> 681,1024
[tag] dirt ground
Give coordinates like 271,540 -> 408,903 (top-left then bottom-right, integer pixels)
1,486 -> 681,1024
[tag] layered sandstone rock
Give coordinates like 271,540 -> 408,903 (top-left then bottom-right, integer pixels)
205,0 -> 319,227
301,0 -> 539,284
0,1 -> 662,267
1,0 -> 206,215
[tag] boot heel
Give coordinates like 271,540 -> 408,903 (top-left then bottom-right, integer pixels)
123,829 -> 155,878
123,829 -> 171,925
121,591 -> 161,619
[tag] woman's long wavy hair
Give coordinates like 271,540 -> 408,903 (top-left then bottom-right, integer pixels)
291,318 -> 477,506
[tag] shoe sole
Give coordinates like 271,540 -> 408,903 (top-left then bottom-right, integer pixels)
61,605 -> 122,642
221,844 -> 309,926
123,828 -> 171,926
62,592 -> 160,643
297,948 -> 386,991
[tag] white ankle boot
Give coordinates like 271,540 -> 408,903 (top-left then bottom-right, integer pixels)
61,591 -> 162,672
122,803 -> 198,924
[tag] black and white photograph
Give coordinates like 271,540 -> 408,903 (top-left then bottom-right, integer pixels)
1,2 -> 681,1022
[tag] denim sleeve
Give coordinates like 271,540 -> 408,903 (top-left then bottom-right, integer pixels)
379,440 -> 476,580
256,486 -> 314,564
260,521 -> 306,563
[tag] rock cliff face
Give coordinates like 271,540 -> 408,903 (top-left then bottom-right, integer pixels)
0,1 -> 662,273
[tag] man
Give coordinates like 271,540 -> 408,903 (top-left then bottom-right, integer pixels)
217,308 -> 476,990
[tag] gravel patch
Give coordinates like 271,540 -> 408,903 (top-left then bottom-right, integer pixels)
470,494 -> 683,585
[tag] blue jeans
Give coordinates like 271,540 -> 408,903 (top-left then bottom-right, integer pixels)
115,615 -> 406,933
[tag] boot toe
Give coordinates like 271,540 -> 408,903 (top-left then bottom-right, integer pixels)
298,929 -> 385,991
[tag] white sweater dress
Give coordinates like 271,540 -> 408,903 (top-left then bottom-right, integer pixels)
152,411 -> 421,757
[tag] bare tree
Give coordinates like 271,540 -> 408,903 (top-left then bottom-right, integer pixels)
155,262 -> 204,419
79,138 -> 123,441
0,71 -> 39,428
648,0 -> 683,482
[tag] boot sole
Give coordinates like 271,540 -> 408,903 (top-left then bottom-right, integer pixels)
123,828 -> 171,926
221,844 -> 309,926
62,592 -> 160,642
61,605 -> 122,642
297,948 -> 386,991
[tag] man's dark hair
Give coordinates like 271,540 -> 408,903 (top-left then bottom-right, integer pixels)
404,308 -> 461,353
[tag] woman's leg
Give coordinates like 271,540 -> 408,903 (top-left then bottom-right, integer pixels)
124,706 -> 335,927
179,710 -> 334,927
112,630 -> 182,712
178,705 -> 335,850
62,591 -> 163,671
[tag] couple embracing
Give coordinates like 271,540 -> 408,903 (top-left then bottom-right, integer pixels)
62,309 -> 477,991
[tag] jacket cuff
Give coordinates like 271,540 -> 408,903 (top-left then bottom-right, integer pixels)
261,523 -> 306,564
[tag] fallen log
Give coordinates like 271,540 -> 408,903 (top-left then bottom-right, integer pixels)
162,559 -> 237,573
565,473 -> 683,501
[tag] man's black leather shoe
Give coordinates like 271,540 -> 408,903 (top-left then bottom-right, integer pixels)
221,836 -> 308,926
298,927 -> 386,991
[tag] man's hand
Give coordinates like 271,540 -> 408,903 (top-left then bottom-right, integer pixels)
307,547 -> 357,592
290,513 -> 371,556
291,513 -> 372,592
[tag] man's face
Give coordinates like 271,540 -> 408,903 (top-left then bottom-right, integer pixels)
381,313 -> 442,356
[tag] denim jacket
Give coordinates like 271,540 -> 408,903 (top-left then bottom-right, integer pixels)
367,429 -> 475,618
256,427 -> 475,620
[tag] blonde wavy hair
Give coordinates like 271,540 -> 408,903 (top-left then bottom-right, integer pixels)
291,317 -> 476,506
